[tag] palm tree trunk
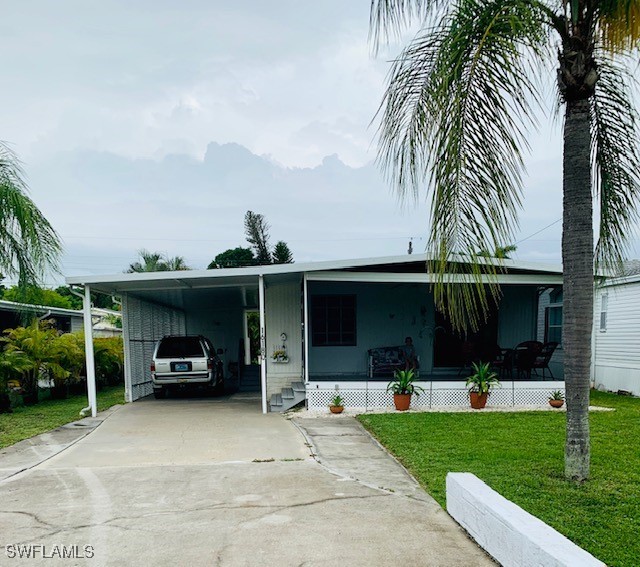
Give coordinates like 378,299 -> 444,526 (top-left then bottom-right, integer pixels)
562,97 -> 593,481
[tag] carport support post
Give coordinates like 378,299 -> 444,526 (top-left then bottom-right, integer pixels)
83,285 -> 98,417
259,275 -> 267,414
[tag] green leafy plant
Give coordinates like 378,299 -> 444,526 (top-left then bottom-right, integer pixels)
466,362 -> 500,394
0,320 -> 69,403
387,369 -> 424,396
93,336 -> 124,387
549,390 -> 565,402
330,394 -> 344,407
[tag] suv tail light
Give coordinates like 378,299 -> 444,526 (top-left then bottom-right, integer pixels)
207,360 -> 213,370
150,362 -> 155,372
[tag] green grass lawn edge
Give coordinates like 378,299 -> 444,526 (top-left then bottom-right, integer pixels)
0,385 -> 125,449
357,390 -> 640,567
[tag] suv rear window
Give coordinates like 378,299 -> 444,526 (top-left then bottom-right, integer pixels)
157,337 -> 205,358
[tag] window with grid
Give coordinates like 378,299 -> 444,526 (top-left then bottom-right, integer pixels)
545,305 -> 563,345
311,295 -> 356,346
600,293 -> 608,331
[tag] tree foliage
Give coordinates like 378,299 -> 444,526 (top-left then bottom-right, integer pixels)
272,241 -> 294,264
127,250 -> 191,273
370,0 -> 640,481
208,247 -> 256,269
0,142 -> 61,287
244,211 -> 273,264
2,285 -> 75,309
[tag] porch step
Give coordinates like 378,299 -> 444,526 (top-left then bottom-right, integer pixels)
282,387 -> 294,400
270,393 -> 283,408
269,383 -> 307,413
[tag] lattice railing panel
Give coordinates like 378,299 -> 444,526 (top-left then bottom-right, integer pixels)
513,388 -> 562,406
306,383 -> 566,410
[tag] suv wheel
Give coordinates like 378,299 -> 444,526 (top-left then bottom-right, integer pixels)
153,388 -> 166,399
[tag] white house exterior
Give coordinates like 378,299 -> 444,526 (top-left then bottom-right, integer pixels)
67,254 -> 565,416
592,263 -> 640,396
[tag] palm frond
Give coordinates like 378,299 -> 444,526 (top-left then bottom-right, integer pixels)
592,57 -> 640,273
596,0 -> 640,53
376,0 -> 550,330
0,142 -> 61,286
369,0 -> 443,48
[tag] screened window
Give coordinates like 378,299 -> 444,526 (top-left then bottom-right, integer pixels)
311,295 -> 356,346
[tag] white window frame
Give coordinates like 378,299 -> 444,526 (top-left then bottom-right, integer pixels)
599,293 -> 608,332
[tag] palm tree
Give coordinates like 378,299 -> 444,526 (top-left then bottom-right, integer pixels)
371,1 -> 639,481
164,256 -> 190,271
0,142 -> 61,286
127,250 -> 190,273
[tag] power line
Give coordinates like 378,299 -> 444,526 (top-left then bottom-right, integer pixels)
515,219 -> 562,245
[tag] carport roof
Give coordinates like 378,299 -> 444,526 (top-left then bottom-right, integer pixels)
66,254 -> 562,295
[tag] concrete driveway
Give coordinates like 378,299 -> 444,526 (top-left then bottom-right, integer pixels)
0,394 -> 491,566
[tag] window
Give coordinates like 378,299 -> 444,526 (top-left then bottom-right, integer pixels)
600,293 -> 608,331
545,305 -> 563,344
544,288 -> 562,345
311,295 -> 356,346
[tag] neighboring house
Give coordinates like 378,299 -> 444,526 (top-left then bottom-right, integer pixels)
67,254 -> 565,414
0,299 -> 121,338
592,261 -> 640,396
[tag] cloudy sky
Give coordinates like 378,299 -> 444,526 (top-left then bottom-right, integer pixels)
3,1 -> 635,284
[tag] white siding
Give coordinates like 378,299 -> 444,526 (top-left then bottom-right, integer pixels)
594,282 -> 640,395
71,315 -> 84,334
265,280 -> 303,398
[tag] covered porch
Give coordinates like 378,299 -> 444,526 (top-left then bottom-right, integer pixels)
302,267 -> 564,410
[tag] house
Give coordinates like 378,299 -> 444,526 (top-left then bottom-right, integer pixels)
0,299 -> 122,338
592,261 -> 640,396
67,254 -> 565,416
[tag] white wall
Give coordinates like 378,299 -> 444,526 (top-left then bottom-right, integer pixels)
184,302 -> 244,372
265,280 -> 303,397
594,280 -> 640,395
307,281 -> 434,376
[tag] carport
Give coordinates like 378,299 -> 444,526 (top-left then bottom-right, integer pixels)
67,270 -> 276,416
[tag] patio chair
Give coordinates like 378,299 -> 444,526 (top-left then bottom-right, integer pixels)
490,345 -> 514,378
514,341 -> 543,379
457,341 -> 477,376
531,341 -> 559,380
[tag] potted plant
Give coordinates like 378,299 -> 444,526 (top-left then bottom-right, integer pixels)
387,369 -> 423,411
466,362 -> 500,409
549,390 -> 565,408
329,394 -> 344,414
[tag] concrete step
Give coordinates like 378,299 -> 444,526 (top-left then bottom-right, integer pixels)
281,387 -> 294,400
270,393 -> 283,408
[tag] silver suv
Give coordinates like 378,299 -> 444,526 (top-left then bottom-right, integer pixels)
151,335 -> 224,399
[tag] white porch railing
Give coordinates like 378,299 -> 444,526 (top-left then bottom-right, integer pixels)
306,380 -> 565,411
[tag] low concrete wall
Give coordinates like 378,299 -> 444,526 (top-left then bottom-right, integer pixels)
446,473 -> 604,567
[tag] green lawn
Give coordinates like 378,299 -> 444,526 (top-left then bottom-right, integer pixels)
0,385 -> 125,449
358,390 -> 640,567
